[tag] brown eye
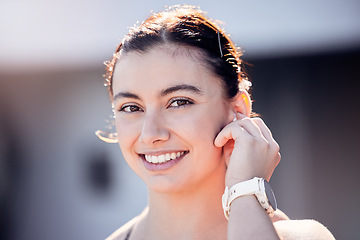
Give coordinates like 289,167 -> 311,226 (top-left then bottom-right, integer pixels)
169,99 -> 193,108
120,105 -> 142,113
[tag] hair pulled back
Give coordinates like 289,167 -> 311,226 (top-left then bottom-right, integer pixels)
104,5 -> 251,100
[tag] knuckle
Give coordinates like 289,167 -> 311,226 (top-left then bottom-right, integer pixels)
275,153 -> 281,165
252,117 -> 263,123
272,141 -> 280,152
253,117 -> 265,125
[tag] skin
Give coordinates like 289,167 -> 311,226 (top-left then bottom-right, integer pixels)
108,45 -> 335,240
112,45 -> 233,194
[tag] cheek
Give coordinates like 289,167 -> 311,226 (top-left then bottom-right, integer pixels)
114,117 -> 140,151
170,107 -> 227,144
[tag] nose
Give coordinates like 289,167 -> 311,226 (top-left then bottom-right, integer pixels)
138,111 -> 170,145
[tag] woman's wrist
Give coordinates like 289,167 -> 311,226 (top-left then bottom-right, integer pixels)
223,177 -> 277,220
227,195 -> 280,240
225,175 -> 253,188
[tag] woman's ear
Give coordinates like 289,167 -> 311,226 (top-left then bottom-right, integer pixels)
232,91 -> 252,117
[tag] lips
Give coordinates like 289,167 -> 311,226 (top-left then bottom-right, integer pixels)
139,151 -> 189,171
144,151 -> 187,164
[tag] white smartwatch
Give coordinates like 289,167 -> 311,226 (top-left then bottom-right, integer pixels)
222,177 -> 277,220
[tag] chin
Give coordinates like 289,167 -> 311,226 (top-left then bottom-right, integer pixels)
144,175 -> 190,194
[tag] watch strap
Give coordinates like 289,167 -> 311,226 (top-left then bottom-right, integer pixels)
228,177 -> 261,206
222,177 -> 262,220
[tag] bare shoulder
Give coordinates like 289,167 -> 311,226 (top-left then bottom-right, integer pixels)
105,216 -> 139,240
274,219 -> 335,240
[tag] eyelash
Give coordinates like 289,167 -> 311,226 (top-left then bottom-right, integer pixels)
119,104 -> 143,113
168,97 -> 194,108
118,98 -> 193,113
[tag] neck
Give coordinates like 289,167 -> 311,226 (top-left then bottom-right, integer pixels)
142,167 -> 228,240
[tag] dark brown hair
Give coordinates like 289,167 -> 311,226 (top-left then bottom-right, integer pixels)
104,5 -> 251,100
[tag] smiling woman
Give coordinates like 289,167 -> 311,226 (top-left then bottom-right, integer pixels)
112,45 -> 232,194
98,5 -> 335,240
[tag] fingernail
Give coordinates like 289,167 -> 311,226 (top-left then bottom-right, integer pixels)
236,112 -> 246,118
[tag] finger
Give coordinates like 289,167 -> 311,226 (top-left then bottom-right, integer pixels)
252,118 -> 280,154
235,113 -> 263,138
215,114 -> 264,147
235,112 -> 247,120
214,124 -> 246,147
251,118 -> 273,142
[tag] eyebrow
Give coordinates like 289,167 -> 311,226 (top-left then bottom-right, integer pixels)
113,92 -> 141,101
159,84 -> 203,97
113,84 -> 203,101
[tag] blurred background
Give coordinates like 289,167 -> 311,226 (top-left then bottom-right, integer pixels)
1,0 -> 359,239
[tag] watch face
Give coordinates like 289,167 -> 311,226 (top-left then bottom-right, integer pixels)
264,180 -> 277,211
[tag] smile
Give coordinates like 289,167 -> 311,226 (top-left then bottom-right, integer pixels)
143,151 -> 188,164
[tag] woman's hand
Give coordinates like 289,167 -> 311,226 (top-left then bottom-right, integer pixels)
214,113 -> 281,187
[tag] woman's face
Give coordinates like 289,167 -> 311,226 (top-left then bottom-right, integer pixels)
112,46 -> 234,193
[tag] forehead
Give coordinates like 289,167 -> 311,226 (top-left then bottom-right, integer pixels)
112,45 -> 222,95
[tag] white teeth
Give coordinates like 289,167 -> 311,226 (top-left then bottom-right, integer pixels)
158,154 -> 166,163
144,151 -> 186,164
152,155 -> 159,163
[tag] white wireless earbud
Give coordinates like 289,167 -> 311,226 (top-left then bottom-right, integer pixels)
233,112 -> 237,122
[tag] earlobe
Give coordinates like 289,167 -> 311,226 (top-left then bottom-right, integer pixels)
233,91 -> 252,117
